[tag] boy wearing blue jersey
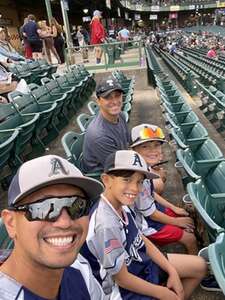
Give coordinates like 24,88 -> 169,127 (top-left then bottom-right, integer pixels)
0,155 -> 105,300
86,150 -> 207,299
130,124 -> 198,254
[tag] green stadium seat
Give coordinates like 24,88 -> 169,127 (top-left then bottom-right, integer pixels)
176,138 -> 224,181
41,77 -> 73,119
8,91 -> 58,151
165,111 -> 199,129
0,103 -> 39,166
76,113 -> 94,132
187,179 -> 225,242
170,122 -> 208,149
87,101 -> 99,115
0,129 -> 19,187
208,232 -> 225,295
29,83 -> 69,131
61,131 -> 101,180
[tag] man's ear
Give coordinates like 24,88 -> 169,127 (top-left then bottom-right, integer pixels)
1,209 -> 17,239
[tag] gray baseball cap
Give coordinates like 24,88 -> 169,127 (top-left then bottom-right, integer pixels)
8,155 -> 104,207
104,150 -> 159,179
96,77 -> 124,98
130,124 -> 167,148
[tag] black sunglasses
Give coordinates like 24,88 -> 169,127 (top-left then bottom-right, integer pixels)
9,195 -> 91,222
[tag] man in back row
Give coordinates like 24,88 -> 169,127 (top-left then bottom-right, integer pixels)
0,155 -> 105,299
82,76 -> 130,173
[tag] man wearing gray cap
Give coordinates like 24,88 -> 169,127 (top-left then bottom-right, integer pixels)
82,76 -> 130,173
0,155 -> 105,300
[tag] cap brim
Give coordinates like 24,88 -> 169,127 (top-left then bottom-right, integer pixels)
106,167 -> 159,179
13,177 -> 104,206
97,88 -> 124,98
130,138 -> 167,148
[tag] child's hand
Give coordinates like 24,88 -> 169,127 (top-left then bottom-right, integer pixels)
172,206 -> 189,216
158,286 -> 182,300
167,268 -> 184,300
176,217 -> 195,230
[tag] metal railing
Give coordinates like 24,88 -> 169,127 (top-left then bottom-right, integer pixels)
65,39 -> 144,71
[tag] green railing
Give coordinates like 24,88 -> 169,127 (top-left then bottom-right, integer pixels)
65,40 -> 144,71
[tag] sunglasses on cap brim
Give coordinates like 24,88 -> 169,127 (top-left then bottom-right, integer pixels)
139,127 -> 165,140
9,195 -> 92,222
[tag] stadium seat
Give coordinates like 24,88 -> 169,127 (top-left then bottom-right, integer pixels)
61,131 -> 101,180
0,103 -> 39,166
8,91 -> 58,151
208,232 -> 225,295
29,83 -> 69,130
76,113 -> 94,132
0,129 -> 19,187
87,101 -> 99,115
176,138 -> 224,181
41,77 -> 74,118
170,122 -> 208,149
187,179 -> 225,242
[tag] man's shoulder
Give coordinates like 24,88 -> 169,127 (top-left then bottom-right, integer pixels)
0,271 -> 22,299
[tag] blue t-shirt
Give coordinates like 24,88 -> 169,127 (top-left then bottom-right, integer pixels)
23,21 -> 40,41
82,112 -> 130,172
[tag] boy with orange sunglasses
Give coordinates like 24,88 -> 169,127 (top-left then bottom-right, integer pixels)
130,124 -> 198,254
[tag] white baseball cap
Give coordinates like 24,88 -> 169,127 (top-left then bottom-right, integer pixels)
8,155 -> 103,206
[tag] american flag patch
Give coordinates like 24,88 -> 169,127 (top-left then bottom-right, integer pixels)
104,239 -> 121,254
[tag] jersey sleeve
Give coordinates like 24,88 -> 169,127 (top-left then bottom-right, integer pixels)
87,226 -> 125,276
71,254 -> 106,300
135,180 -> 156,217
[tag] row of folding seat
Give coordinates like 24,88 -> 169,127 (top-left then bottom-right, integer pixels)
0,65 -> 96,189
154,71 -> 225,295
9,59 -> 57,85
182,48 -> 225,76
60,71 -> 135,181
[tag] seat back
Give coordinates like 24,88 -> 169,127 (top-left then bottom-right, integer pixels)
8,91 -> 39,114
0,103 -> 21,130
205,161 -> 225,195
194,139 -> 223,161
61,131 -> 85,168
77,113 -> 94,132
87,101 -> 99,115
187,179 -> 225,242
0,130 -> 19,170
208,233 -> 225,295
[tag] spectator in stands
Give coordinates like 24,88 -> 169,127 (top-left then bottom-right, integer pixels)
85,149 -> 207,299
76,25 -> 89,63
0,155 -> 105,299
90,10 -> 106,64
50,17 -> 65,64
207,46 -> 217,59
0,27 -> 25,63
20,18 -> 33,59
118,26 -> 130,42
0,62 -> 18,101
82,76 -> 130,172
38,20 -> 61,64
129,124 -> 198,255
22,14 -> 43,60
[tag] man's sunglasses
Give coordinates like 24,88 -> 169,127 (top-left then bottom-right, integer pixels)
9,195 -> 91,222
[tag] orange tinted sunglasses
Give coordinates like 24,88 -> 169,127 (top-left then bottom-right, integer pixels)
139,127 -> 165,140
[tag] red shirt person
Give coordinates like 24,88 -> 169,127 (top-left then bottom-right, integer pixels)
90,10 -> 105,64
